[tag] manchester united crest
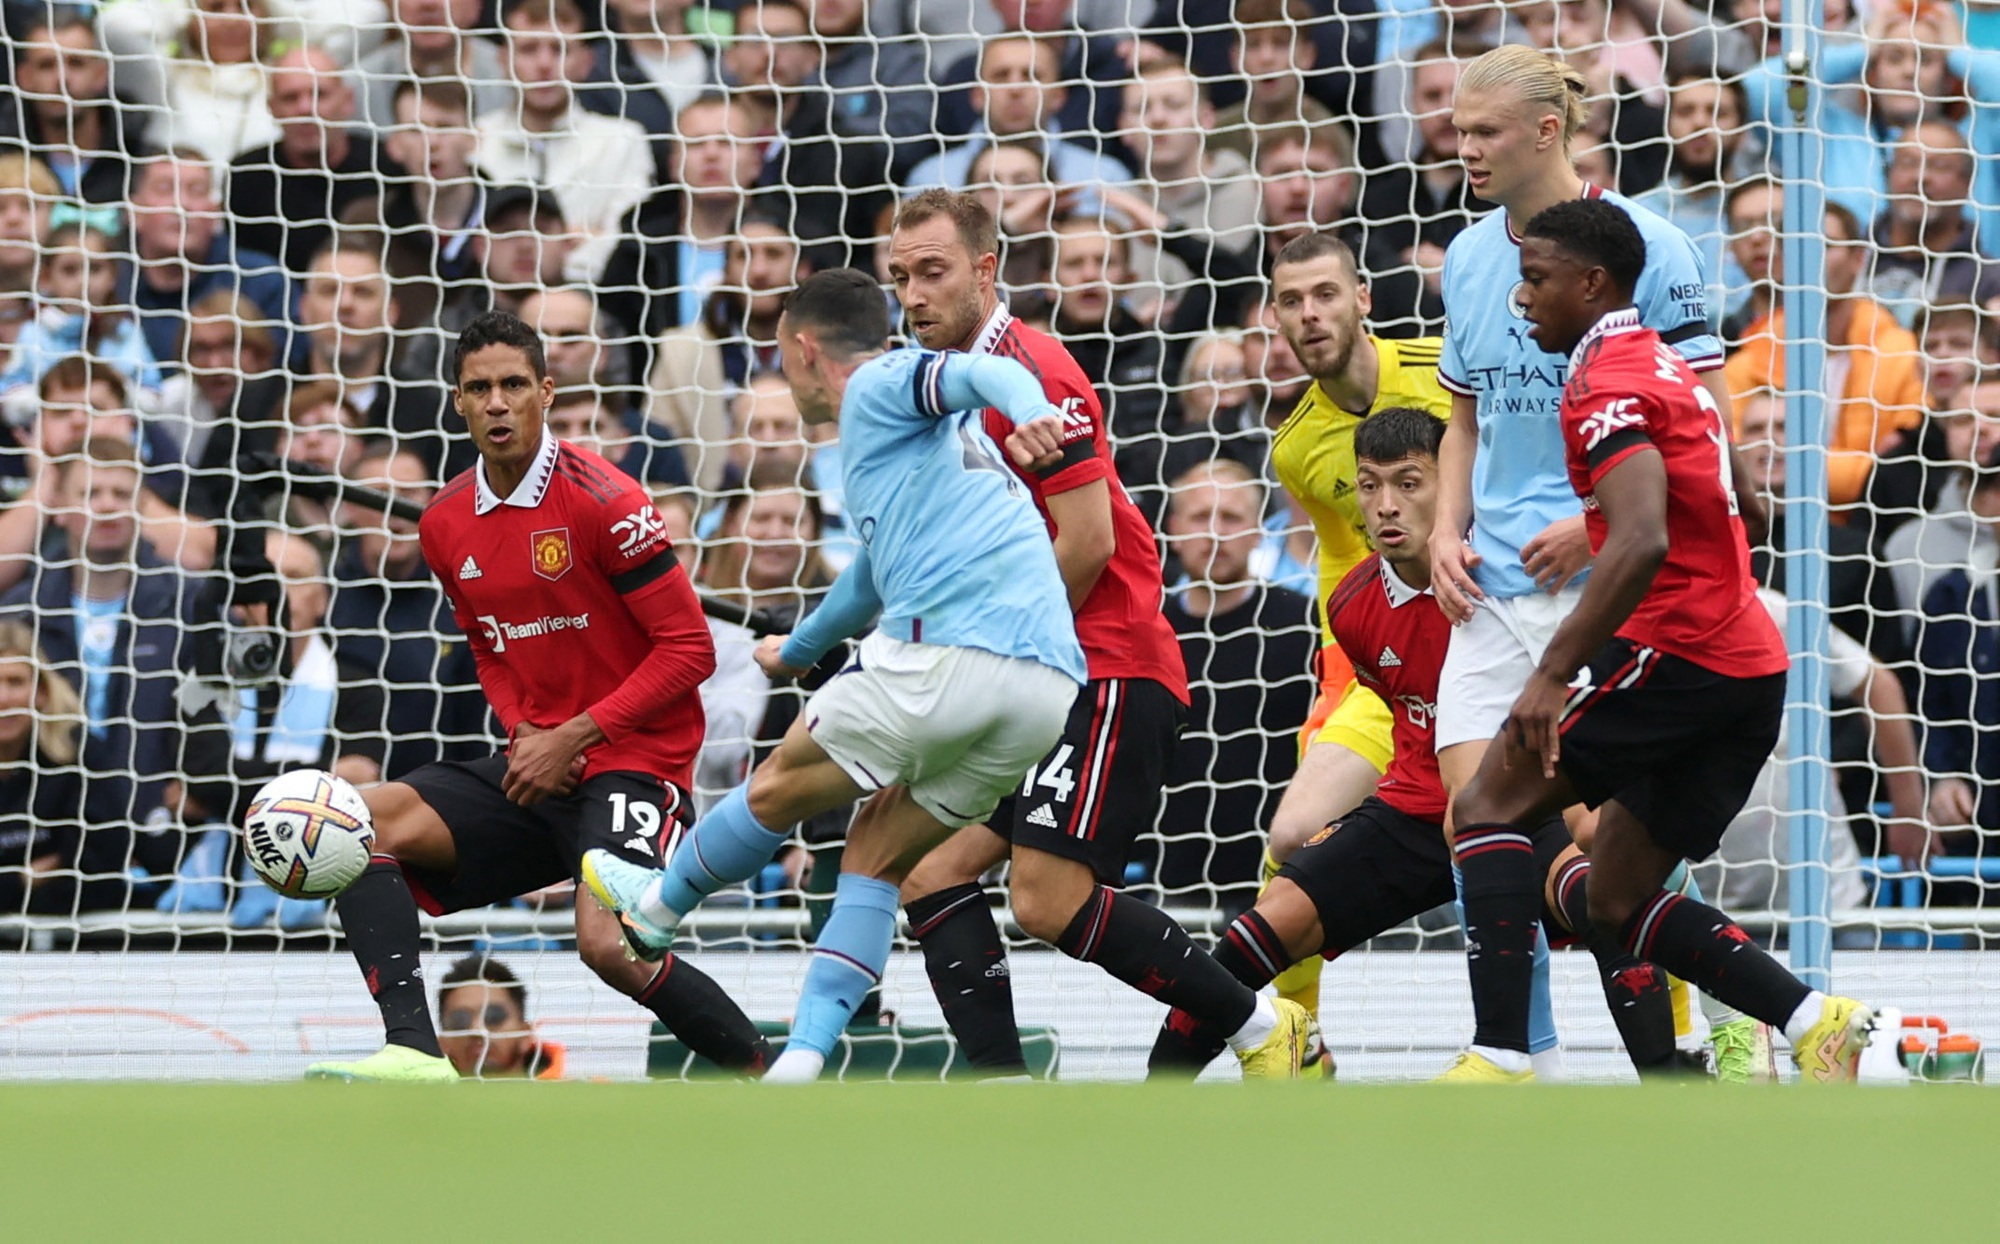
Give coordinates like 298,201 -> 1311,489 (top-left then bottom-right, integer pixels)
530,527 -> 572,581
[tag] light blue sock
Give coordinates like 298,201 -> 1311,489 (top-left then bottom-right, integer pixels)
787,873 -> 900,1058
657,785 -> 790,917
1526,923 -> 1557,1055
1665,860 -> 1696,899
1452,863 -> 1559,1054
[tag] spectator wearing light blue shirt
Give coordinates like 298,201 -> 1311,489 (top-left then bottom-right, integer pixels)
0,210 -> 162,402
0,438 -> 208,911
1741,5 -> 2000,243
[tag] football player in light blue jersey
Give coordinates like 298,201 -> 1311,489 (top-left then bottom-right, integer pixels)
583,270 -> 1315,1083
1425,45 -> 1772,1084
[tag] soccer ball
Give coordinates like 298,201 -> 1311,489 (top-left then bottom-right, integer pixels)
242,769 -> 376,899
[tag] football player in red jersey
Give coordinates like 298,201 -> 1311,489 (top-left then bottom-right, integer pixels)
885,189 -> 1242,1079
1146,407 -> 1682,1079
1442,198 -> 1876,1085
302,312 -> 772,1082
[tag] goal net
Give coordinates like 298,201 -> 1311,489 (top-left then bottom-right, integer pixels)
0,0 -> 1992,1082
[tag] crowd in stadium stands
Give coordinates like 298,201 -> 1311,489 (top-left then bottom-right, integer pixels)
0,0 -> 1997,923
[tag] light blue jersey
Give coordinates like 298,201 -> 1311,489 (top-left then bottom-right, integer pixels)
779,349 -> 1087,684
1439,185 -> 1724,599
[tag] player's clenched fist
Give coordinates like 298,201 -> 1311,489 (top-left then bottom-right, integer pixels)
503,721 -> 593,806
755,634 -> 807,681
1004,413 -> 1066,472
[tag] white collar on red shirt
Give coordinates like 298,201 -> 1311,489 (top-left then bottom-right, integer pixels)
968,302 -> 1013,356
473,430 -> 560,515
1567,306 -> 1645,373
1380,557 -> 1434,609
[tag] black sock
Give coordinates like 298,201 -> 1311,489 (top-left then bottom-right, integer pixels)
1148,909 -> 1284,1076
1618,890 -> 1813,1028
906,883 -> 1025,1074
335,858 -> 440,1058
1550,856 -> 1679,1075
1057,885 -> 1256,1036
635,955 -> 773,1074
1455,823 -> 1541,1055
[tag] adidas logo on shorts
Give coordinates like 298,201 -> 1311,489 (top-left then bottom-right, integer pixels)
1378,645 -> 1402,667
459,556 -> 483,580
1027,803 -> 1059,829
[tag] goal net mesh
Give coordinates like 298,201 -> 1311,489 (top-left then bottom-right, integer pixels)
0,0 -> 1992,1081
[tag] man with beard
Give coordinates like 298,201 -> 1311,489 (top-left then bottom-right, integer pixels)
881,189 -> 1303,1079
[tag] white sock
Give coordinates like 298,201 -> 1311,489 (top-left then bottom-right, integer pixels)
637,877 -> 682,929
1782,991 -> 1827,1046
1225,994 -> 1279,1053
1530,1047 -> 1565,1080
763,1048 -> 826,1084
1472,1044 -> 1532,1074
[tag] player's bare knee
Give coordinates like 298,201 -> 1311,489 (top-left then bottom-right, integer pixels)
1267,806 -> 1322,864
1544,843 -> 1585,917
899,851 -> 971,906
1009,884 -> 1075,945
1584,880 -> 1641,932
743,765 -> 791,827
360,783 -> 421,858
1007,848 -> 1095,943
1564,805 -> 1598,853
575,927 -> 628,984
1259,878 -> 1326,963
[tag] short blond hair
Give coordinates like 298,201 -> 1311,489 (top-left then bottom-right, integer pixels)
1459,44 -> 1591,145
0,620 -> 80,766
0,151 -> 58,199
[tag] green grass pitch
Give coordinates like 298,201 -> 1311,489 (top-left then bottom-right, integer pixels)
4,1083 -> 1993,1241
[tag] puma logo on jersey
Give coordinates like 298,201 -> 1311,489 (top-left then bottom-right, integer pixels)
458,556 -> 482,580
1378,645 -> 1401,667
1026,803 -> 1059,829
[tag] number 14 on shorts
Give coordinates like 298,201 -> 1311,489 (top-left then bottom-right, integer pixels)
1021,745 -> 1077,803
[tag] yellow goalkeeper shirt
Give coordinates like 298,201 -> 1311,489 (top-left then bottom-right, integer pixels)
1269,335 -> 1451,647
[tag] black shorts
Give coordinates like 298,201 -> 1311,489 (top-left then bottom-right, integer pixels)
989,678 -> 1185,885
396,754 -> 690,915
1276,796 -> 1457,956
1559,637 -> 1785,861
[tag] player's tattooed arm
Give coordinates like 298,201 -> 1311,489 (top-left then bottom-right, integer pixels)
1510,449 -> 1670,777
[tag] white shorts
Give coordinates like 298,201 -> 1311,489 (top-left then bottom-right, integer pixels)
804,632 -> 1079,828
1435,585 -> 1585,752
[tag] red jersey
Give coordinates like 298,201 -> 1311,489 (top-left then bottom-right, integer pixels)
969,305 -> 1188,701
1559,310 -> 1789,678
1325,554 -> 1448,821
419,434 -> 716,788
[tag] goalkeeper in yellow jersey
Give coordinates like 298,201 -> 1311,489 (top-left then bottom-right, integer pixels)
1262,234 -> 1582,1074
1262,232 -> 1740,1081
1260,235 -> 1463,1020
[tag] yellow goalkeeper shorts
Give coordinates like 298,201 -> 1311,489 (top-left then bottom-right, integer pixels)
1298,645 -> 1393,774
